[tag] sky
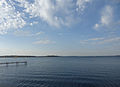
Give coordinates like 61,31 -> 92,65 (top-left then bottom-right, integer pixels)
0,0 -> 120,56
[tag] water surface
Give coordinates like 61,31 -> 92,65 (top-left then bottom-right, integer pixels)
0,56 -> 120,87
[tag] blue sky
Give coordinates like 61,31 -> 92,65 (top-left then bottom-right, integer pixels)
0,0 -> 120,56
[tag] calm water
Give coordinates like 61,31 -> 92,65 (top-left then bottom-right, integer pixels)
0,56 -> 120,87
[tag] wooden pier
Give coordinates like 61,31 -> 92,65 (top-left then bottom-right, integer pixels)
0,61 -> 27,66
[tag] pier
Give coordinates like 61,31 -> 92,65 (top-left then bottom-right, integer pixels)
0,61 -> 27,66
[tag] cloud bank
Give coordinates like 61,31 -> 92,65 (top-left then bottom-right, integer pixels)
0,0 -> 92,34
16,0 -> 91,27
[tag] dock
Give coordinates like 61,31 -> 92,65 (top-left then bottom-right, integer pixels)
0,61 -> 27,66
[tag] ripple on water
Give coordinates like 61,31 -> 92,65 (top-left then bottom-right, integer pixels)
16,73 -> 120,87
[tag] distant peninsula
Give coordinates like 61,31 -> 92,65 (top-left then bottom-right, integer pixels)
0,55 -> 60,58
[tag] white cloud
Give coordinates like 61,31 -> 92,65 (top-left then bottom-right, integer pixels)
30,21 -> 38,26
80,37 -> 104,44
89,37 -> 104,41
33,40 -> 55,44
98,37 -> 120,44
0,0 -> 92,34
80,37 -> 120,45
94,24 -> 99,29
94,5 -> 120,30
76,0 -> 91,12
0,0 -> 26,34
14,30 -> 44,37
15,0 -> 91,27
14,30 -> 31,37
35,32 -> 44,36
101,5 -> 113,26
94,5 -> 113,29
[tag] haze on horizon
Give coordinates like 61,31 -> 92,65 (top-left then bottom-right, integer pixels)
0,0 -> 120,56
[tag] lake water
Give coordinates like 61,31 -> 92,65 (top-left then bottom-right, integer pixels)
0,56 -> 120,87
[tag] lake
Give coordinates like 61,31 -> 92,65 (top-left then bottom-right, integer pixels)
0,56 -> 120,87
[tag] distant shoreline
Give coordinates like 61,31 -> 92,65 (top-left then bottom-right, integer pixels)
0,55 -> 60,58
0,55 -> 120,58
